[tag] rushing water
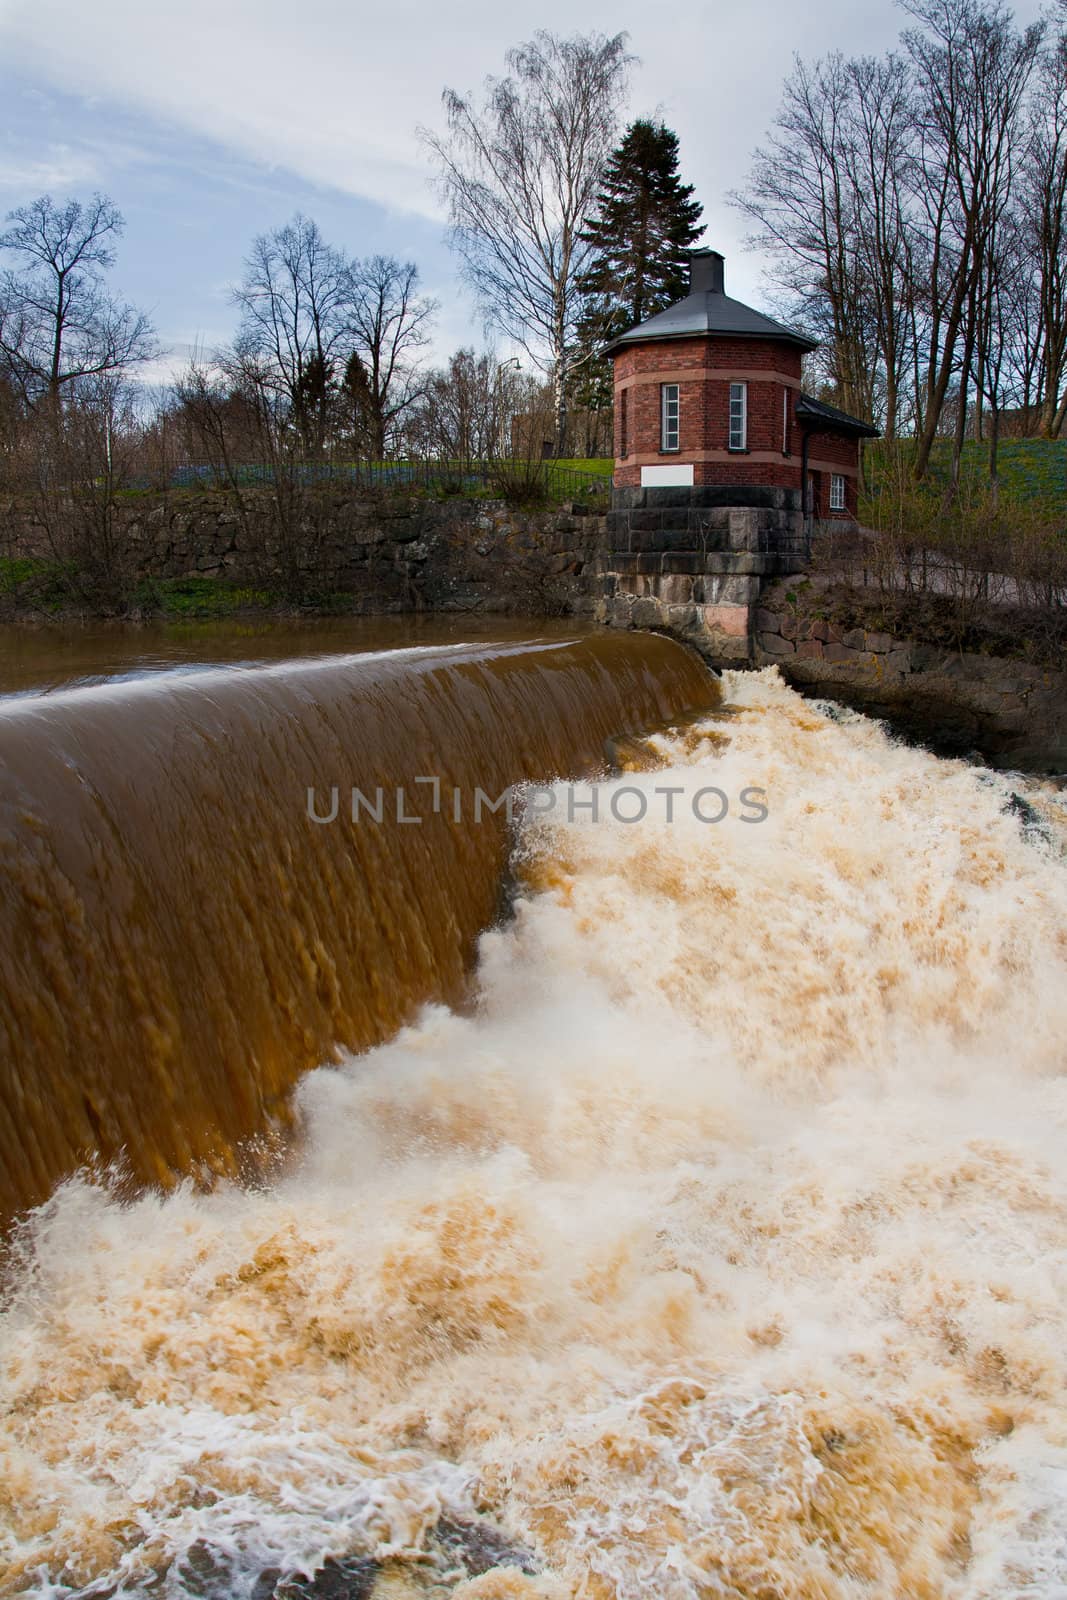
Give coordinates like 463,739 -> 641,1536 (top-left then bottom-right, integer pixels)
0,629 -> 714,1219
2,655 -> 1067,1598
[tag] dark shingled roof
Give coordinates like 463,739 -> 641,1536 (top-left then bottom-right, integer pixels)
795,391 -> 880,438
603,251 -> 880,436
603,249 -> 818,356
604,292 -> 817,355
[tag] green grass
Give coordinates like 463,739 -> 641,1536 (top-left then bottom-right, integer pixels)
132,576 -> 275,618
401,457 -> 612,500
0,556 -> 48,593
553,457 -> 613,476
0,556 -> 78,607
865,437 -> 1067,520
86,458 -> 615,507
0,563 -> 337,619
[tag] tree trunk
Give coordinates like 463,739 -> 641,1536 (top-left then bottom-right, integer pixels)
949,312 -> 978,497
366,396 -> 387,462
1049,386 -> 1067,439
949,383 -> 968,497
49,273 -> 67,397
553,364 -> 567,458
914,357 -> 955,480
989,401 -> 1001,506
884,370 -> 898,443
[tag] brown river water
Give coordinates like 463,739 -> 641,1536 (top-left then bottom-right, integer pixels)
0,618 -> 592,699
0,620 -> 1066,1599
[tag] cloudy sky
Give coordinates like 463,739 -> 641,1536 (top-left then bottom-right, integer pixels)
0,0 -> 1043,381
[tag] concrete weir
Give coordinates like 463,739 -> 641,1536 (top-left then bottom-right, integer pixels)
594,484 -> 809,664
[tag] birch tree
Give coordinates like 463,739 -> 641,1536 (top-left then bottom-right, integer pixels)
422,30 -> 632,455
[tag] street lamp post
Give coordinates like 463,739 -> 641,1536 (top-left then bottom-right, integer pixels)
494,358 -> 521,460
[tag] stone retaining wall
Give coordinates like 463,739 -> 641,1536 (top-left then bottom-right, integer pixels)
8,487 -> 1063,772
0,491 -> 608,616
753,580 -> 1067,771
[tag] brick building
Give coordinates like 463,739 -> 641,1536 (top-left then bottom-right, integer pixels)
606,249 -> 878,520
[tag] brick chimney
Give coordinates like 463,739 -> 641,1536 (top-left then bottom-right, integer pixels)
689,249 -> 725,296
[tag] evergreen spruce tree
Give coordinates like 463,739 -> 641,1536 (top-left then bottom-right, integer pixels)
570,120 -> 704,413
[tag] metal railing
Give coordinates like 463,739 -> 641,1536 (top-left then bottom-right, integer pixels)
148,458 -> 612,502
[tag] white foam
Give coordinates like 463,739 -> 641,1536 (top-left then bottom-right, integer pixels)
3,667 -> 1067,1598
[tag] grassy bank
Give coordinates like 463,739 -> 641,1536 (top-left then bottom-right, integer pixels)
863,437 -> 1067,520
819,438 -> 1067,668
0,561 -> 356,622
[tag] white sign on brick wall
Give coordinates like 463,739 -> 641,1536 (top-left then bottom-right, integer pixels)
640,464 -> 695,488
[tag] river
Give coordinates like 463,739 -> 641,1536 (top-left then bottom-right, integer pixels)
0,622 -> 1065,1599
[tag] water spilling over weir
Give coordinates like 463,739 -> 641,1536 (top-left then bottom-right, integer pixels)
2,647 -> 1067,1599
0,631 -> 716,1220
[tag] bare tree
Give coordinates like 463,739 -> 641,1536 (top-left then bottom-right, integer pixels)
0,194 -> 155,407
174,352 -> 342,601
11,374 -> 148,609
422,30 -> 632,455
901,0 -> 1043,480
232,214 -> 350,455
972,209 -> 1030,493
843,54 -> 922,440
342,256 -> 436,458
407,349 -> 536,463
231,224 -> 435,461
731,55 -> 881,424
1024,26 -> 1067,436
736,0 -> 1060,474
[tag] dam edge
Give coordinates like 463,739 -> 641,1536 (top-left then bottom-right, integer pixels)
3,481 -> 1065,769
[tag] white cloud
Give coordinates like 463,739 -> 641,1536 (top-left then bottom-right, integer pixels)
0,2 -> 904,221
1,0 -> 453,218
0,0 -> 1046,313
0,144 -> 100,194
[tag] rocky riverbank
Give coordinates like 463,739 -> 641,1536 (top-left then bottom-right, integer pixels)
753,577 -> 1067,771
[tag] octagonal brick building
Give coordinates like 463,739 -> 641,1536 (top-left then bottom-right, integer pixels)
606,249 -> 878,521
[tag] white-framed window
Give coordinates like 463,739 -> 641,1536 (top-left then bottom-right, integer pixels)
830,473 -> 847,511
729,382 -> 747,450
660,383 -> 679,451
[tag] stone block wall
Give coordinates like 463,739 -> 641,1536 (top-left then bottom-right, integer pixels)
753,579 -> 1067,771
0,490 -> 610,618
594,485 -> 808,664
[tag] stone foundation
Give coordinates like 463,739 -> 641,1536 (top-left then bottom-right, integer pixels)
595,485 -> 808,664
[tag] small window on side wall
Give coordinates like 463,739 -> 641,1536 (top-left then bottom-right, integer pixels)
729,383 -> 747,450
661,383 -> 679,451
830,473 -> 846,511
